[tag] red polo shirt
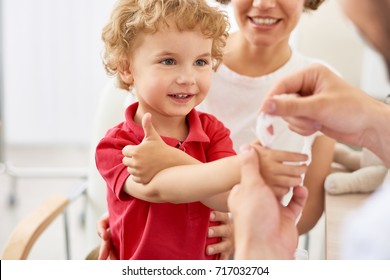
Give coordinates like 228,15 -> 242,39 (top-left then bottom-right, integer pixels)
96,102 -> 236,260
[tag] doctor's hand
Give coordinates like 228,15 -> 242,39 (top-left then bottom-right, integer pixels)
228,145 -> 308,259
261,64 -> 388,162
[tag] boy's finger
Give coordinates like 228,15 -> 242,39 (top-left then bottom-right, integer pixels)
141,113 -> 160,141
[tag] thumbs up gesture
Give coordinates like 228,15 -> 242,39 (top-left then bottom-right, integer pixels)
122,113 -> 177,184
141,112 -> 162,143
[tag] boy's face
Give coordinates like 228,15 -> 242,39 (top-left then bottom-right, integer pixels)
231,0 -> 305,48
122,25 -> 213,123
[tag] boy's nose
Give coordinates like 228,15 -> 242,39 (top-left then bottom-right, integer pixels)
176,68 -> 196,85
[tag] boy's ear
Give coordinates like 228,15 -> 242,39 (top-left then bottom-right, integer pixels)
118,59 -> 134,84
119,69 -> 133,85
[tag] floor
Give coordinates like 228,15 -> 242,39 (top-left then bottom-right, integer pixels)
0,145 -> 325,260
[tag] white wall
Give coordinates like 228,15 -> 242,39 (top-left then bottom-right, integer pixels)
296,0 -> 389,100
2,0 -> 116,146
2,0 -> 389,146
297,0 -> 364,87
360,46 -> 390,100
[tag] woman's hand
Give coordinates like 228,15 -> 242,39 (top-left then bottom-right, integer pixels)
206,211 -> 234,260
96,212 -> 118,260
96,210 -> 235,260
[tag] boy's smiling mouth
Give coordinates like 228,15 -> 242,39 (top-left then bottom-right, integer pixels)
169,94 -> 193,99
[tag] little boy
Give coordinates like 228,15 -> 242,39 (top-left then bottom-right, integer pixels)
96,0 -> 307,260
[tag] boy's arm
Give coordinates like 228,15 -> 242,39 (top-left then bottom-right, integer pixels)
201,191 -> 230,212
122,113 -> 237,211
123,138 -> 200,184
123,112 -> 209,184
122,117 -> 308,210
123,154 -> 240,211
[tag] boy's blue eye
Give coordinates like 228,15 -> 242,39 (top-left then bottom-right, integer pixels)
161,58 -> 175,65
194,60 -> 207,66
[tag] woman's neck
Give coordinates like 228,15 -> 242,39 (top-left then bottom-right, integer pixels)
223,32 -> 292,77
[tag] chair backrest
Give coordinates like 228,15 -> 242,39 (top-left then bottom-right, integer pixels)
1,195 -> 69,260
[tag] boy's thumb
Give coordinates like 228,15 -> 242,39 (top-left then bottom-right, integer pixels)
141,113 -> 160,141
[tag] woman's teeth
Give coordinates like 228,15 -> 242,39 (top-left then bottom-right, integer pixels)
251,17 -> 278,25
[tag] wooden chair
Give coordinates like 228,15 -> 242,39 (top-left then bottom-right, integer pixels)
1,195 -> 69,260
0,182 -> 102,260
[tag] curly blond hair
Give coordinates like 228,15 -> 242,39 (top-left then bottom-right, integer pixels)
215,0 -> 326,11
102,0 -> 229,89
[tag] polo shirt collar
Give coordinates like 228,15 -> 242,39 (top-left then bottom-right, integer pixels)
124,102 -> 210,145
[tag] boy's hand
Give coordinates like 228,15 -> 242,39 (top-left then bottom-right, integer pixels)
251,143 -> 308,200
122,113 -> 178,184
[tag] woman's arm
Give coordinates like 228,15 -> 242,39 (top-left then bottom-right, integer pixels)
297,135 -> 335,234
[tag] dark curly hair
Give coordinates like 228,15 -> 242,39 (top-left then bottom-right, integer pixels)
215,0 -> 326,11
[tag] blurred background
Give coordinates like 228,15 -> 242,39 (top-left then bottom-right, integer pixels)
1,0 -> 389,259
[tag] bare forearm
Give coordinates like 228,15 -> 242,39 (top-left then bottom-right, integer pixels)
124,155 -> 240,205
298,136 -> 333,234
154,155 -> 239,203
201,191 -> 230,212
167,147 -> 201,165
297,199 -> 324,234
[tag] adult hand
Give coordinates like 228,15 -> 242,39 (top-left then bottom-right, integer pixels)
97,212 -> 118,260
96,210 -> 235,260
228,145 -> 308,259
261,64 -> 387,157
206,211 -> 234,260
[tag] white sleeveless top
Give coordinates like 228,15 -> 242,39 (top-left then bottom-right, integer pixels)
197,50 -> 328,153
